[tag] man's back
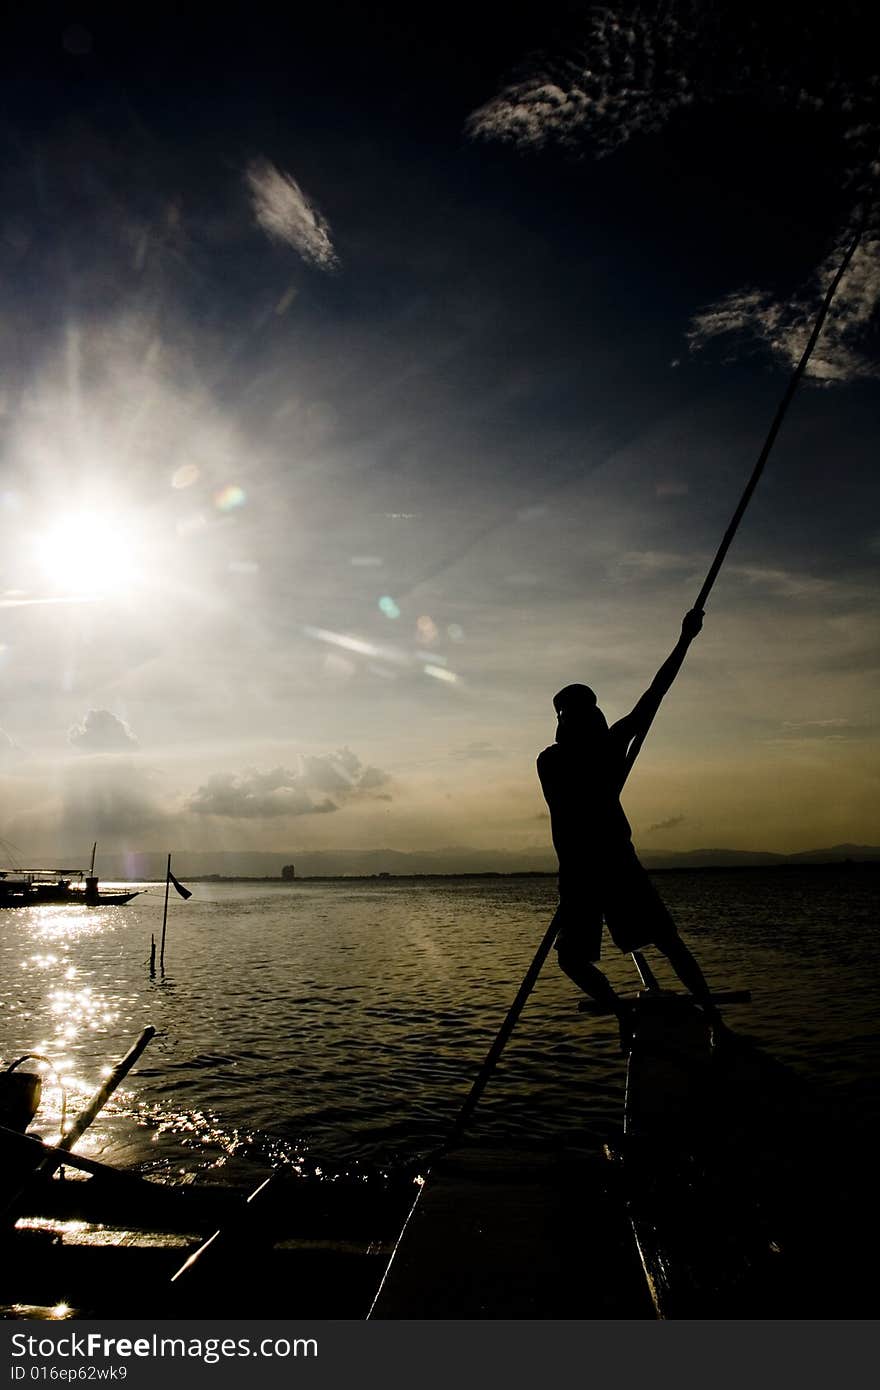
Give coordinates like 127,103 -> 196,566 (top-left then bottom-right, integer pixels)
537,725 -> 633,865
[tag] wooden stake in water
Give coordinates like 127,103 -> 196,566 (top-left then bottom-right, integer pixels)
159,853 -> 171,973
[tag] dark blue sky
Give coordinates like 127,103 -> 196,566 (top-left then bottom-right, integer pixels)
1,2 -> 878,867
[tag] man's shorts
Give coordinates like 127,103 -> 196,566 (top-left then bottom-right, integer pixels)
554,846 -> 678,962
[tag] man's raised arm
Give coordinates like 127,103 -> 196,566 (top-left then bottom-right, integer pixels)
612,609 -> 704,749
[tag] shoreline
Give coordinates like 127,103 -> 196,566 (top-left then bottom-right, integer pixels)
134,860 -> 880,885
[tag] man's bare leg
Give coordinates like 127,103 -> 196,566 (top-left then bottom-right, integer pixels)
655,935 -> 722,1028
557,948 -> 633,1051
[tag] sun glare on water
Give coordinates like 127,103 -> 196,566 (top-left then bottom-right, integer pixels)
33,513 -> 142,597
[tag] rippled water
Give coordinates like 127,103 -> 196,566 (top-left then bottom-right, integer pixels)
2,869 -> 877,1181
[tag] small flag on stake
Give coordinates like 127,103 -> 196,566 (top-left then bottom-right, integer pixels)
160,853 -> 190,974
168,867 -> 192,900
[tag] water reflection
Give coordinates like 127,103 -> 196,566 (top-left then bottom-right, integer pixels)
4,902 -> 146,1160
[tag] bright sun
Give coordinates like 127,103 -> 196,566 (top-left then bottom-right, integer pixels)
34,513 -> 142,596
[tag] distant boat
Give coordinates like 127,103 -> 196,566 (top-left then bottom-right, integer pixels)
0,868 -> 139,908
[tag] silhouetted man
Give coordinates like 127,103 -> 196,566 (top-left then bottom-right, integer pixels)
537,609 -> 719,1049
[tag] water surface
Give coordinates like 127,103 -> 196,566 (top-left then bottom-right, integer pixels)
1,868 -> 877,1180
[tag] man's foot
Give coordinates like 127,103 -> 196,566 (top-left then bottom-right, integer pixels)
697,1005 -> 730,1052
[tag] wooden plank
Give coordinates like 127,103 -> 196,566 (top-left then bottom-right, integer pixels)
369,1147 -> 650,1319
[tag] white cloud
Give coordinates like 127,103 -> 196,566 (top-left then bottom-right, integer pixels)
69,709 -> 139,752
245,158 -> 338,270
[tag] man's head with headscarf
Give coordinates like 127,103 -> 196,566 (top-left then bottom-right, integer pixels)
552,683 -> 609,744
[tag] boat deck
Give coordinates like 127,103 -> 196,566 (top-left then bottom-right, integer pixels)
369,1145 -> 652,1318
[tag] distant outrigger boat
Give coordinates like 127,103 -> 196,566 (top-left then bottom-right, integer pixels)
0,870 -> 139,907
0,845 -> 139,908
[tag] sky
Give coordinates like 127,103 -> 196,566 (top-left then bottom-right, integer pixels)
1,2 -> 878,873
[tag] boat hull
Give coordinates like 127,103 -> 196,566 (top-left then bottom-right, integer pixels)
0,888 -> 139,907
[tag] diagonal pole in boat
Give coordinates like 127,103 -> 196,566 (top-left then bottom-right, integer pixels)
439,211 -> 869,1157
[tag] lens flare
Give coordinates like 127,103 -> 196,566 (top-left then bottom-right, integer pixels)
215,485 -> 247,512
424,664 -> 459,684
172,463 -> 200,489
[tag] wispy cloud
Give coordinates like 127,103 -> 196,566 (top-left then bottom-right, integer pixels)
687,231 -> 880,383
467,5 -> 878,168
245,158 -> 338,270
466,8 -> 697,156
782,718 -> 853,730
0,727 -> 21,764
647,814 -> 685,832
466,4 -> 880,382
772,718 -> 872,743
450,740 -> 504,760
616,549 -> 703,576
726,564 -> 832,598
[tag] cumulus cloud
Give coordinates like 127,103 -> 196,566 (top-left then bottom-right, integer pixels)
189,771 -> 337,818
648,814 -> 686,832
188,750 -> 389,819
358,765 -> 391,789
68,709 -> 139,752
245,158 -> 338,269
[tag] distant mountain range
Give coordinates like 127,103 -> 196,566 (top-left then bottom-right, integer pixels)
65,843 -> 880,879
640,844 -> 880,870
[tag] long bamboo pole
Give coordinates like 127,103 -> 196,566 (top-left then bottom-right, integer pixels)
440,214 -> 868,1156
623,213 -> 868,781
